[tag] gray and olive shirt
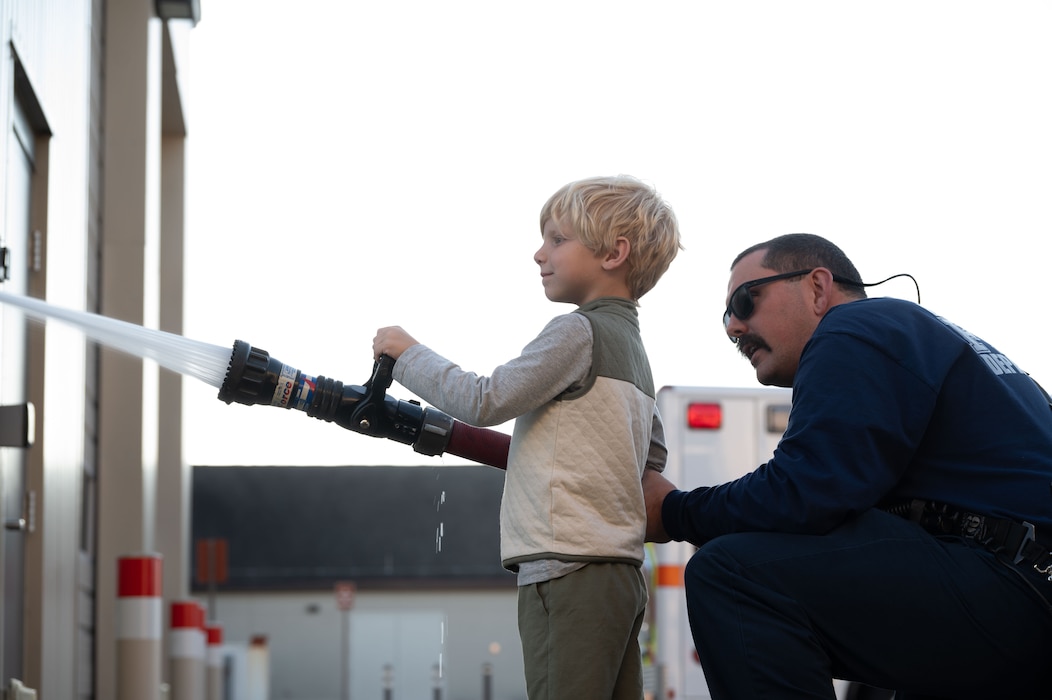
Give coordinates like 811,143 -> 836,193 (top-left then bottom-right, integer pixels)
391,296 -> 667,582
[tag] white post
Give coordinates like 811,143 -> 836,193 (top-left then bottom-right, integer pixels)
246,635 -> 270,700
335,582 -> 356,700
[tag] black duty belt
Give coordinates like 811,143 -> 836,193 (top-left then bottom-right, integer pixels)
883,499 -> 1052,583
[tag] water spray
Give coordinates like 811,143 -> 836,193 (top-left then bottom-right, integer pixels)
0,291 -> 510,469
0,290 -> 231,387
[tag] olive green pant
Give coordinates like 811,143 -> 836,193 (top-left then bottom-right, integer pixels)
517,562 -> 647,700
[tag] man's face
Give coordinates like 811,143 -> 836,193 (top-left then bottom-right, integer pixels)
724,250 -> 817,387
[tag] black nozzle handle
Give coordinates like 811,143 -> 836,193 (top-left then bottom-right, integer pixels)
307,354 -> 428,448
347,355 -> 395,437
370,355 -> 395,393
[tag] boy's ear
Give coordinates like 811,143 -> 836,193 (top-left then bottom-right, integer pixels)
602,237 -> 631,270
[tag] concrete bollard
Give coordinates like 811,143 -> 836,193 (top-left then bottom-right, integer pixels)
170,600 -> 206,700
482,662 -> 493,700
382,664 -> 394,700
205,623 -> 224,700
117,553 -> 163,700
246,634 -> 270,700
432,662 -> 444,700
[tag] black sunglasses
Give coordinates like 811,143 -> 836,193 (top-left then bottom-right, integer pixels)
723,269 -> 919,332
723,268 -> 864,328
723,269 -> 813,329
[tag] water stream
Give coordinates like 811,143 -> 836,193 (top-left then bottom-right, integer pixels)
0,290 -> 457,687
0,290 -> 232,388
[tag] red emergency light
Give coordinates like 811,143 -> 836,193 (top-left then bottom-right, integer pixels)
686,402 -> 722,430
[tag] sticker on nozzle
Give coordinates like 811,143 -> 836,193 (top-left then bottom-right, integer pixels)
291,374 -> 316,412
271,364 -> 301,409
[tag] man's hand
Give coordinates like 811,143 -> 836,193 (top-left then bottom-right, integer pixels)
373,326 -> 419,361
643,467 -> 676,543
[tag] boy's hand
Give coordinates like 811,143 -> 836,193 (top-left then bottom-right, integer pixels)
373,326 -> 419,361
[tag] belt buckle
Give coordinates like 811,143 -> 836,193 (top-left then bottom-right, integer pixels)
1013,521 -> 1036,565
1007,521 -> 1052,582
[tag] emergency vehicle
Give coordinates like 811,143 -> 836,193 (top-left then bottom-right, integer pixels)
647,386 -> 886,700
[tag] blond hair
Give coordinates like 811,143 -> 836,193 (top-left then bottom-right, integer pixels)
540,175 -> 682,300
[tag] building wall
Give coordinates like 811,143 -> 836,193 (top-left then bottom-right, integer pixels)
0,1 -> 195,697
2,2 -> 93,697
96,2 -> 195,698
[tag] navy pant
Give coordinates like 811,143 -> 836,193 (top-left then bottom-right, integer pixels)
685,509 -> 1052,699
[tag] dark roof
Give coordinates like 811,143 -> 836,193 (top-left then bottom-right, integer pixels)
191,465 -> 514,591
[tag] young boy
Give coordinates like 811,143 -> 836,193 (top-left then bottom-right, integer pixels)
372,175 -> 681,699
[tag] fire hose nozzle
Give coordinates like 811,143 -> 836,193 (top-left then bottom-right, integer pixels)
217,340 -> 455,456
218,339 -> 288,407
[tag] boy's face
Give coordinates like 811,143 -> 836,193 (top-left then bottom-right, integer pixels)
535,217 -> 606,305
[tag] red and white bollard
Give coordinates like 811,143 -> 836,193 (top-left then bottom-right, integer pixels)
205,622 -> 224,700
169,600 -> 206,700
117,553 -> 163,700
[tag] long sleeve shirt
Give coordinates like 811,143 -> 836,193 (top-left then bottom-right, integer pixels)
663,297 -> 1052,546
393,297 -> 667,572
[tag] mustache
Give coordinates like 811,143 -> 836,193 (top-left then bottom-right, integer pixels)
735,333 -> 770,359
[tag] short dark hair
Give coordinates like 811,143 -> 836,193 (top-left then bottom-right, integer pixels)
733,233 -> 867,299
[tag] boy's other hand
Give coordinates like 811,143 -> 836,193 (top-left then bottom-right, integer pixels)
373,326 -> 419,361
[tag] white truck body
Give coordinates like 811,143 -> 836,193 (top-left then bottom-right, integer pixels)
647,386 -> 861,700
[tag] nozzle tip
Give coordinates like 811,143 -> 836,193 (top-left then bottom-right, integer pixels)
217,340 -> 258,405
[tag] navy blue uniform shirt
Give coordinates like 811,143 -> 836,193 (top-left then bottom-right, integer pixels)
664,297 -> 1052,546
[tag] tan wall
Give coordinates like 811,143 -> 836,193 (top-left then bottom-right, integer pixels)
0,1 -> 194,697
2,1 -> 93,697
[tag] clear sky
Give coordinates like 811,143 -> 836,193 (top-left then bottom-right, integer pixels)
180,1 -> 1052,467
